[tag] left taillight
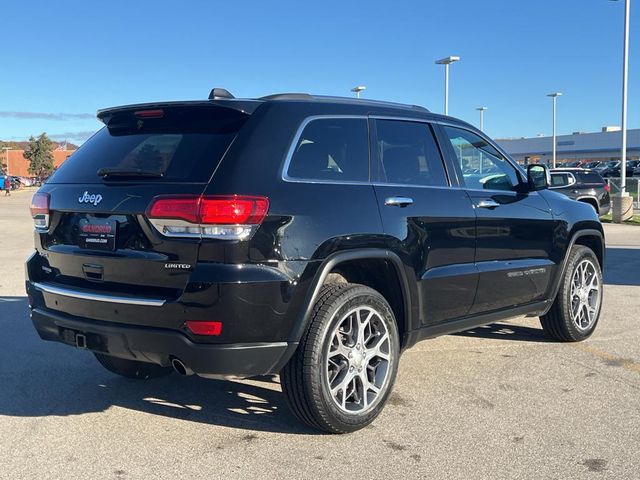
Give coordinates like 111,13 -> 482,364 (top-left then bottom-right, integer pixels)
30,192 -> 50,230
146,195 -> 269,240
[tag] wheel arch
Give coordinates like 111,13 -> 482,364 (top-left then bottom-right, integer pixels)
288,249 -> 415,351
576,196 -> 599,214
541,228 -> 605,316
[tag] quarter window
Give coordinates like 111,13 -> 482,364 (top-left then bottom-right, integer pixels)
443,126 -> 521,191
287,118 -> 369,182
550,173 -> 572,187
374,120 -> 448,187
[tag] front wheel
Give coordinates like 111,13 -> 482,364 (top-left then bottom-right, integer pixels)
281,283 -> 400,433
540,245 -> 603,342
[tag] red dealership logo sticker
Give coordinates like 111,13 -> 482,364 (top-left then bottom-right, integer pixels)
80,224 -> 112,234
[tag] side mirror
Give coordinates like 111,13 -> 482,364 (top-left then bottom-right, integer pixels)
527,164 -> 549,191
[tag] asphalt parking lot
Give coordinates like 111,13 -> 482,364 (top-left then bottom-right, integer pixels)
1,189 -> 639,479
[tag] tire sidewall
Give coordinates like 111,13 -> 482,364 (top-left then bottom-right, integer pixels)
559,247 -> 603,341
310,286 -> 400,431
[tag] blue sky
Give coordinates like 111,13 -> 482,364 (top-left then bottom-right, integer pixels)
0,0 -> 638,143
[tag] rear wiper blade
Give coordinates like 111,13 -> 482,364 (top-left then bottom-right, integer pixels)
97,167 -> 163,178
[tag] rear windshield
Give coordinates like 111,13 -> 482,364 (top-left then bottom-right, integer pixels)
575,172 -> 605,184
48,106 -> 247,184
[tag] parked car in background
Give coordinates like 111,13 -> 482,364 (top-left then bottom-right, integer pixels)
19,176 -> 34,187
563,160 -> 582,168
550,168 -> 611,216
633,163 -> 640,177
583,161 -> 602,170
595,160 -> 621,178
0,175 -> 21,191
595,159 -> 638,178
624,160 -> 639,177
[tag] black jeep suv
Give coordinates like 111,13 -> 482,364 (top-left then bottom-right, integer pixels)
26,89 -> 605,433
549,168 -> 611,216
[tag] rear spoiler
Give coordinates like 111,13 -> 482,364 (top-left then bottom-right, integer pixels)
96,99 -> 262,124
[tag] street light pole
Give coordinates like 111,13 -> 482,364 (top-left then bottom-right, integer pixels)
547,93 -> 562,168
615,0 -> 631,194
476,106 -> 487,131
351,86 -> 366,99
435,56 -> 460,115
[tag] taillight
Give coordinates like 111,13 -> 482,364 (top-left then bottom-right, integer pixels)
146,195 -> 269,240
604,184 -> 610,192
30,192 -> 50,230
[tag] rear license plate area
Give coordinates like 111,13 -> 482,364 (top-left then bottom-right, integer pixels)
78,218 -> 117,251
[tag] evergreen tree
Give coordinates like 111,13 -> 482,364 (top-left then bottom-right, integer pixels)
24,133 -> 55,179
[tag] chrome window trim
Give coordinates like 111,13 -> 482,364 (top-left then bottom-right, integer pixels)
281,115 -> 370,185
279,113 -> 530,196
32,281 -> 166,307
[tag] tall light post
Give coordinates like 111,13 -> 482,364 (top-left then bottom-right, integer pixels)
547,93 -> 562,168
476,106 -> 487,131
351,86 -> 366,99
611,0 -> 630,196
435,56 -> 460,115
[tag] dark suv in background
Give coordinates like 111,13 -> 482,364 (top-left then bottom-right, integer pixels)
549,168 -> 611,216
26,89 -> 605,433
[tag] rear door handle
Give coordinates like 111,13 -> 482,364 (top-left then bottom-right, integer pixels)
385,196 -> 414,207
475,199 -> 500,209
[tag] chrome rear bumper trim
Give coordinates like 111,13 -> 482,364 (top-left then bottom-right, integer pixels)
31,282 -> 166,307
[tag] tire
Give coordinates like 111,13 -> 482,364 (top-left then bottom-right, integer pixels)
540,245 -> 603,342
281,283 -> 400,433
94,353 -> 173,379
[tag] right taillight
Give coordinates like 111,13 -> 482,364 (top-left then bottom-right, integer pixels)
146,195 -> 269,240
604,184 -> 610,192
30,192 -> 50,230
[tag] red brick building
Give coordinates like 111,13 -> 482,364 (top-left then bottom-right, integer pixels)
2,149 -> 75,177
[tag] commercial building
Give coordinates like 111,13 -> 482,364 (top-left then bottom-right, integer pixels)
496,128 -> 640,165
2,149 -> 75,177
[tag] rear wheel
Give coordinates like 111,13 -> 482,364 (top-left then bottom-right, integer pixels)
540,245 -> 603,342
281,283 -> 400,433
94,353 -> 173,379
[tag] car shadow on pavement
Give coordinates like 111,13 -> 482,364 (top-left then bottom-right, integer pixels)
452,322 -> 553,343
604,247 -> 640,286
0,296 -> 317,435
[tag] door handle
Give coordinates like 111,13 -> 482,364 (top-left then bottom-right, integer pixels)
385,196 -> 414,207
475,199 -> 500,209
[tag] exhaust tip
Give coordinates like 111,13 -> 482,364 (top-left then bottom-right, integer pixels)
171,357 -> 194,376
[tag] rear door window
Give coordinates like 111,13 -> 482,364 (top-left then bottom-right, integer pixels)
373,119 -> 448,187
286,118 -> 369,182
48,106 -> 246,184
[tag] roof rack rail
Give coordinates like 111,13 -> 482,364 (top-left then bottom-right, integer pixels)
259,92 -> 429,112
208,88 -> 235,100
316,95 -> 429,112
259,93 -> 314,101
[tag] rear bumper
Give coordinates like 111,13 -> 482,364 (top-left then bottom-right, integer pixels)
30,306 -> 293,377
